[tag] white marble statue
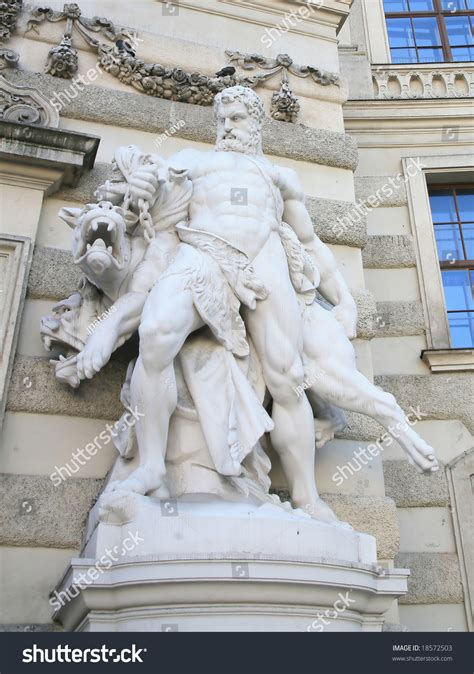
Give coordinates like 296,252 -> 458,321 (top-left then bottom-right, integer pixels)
41,86 -> 439,524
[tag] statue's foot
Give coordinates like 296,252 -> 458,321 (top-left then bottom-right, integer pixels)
110,464 -> 166,496
314,419 -> 337,449
297,497 -> 340,524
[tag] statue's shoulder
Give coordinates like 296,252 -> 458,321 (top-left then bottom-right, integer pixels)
168,148 -> 203,172
273,164 -> 304,200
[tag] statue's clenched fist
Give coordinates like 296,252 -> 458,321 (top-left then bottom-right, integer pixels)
128,165 -> 160,204
77,331 -> 116,380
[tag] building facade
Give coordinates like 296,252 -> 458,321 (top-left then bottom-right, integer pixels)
0,0 -> 472,632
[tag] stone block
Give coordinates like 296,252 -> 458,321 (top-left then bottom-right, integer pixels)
396,552 -> 463,604
323,494 -> 400,560
28,247 -> 80,300
353,288 -> 376,339
362,235 -> 416,268
355,176 -> 407,208
0,473 -> 103,548
374,301 -> 425,337
375,373 -> 474,435
6,356 -> 126,420
383,461 -> 449,507
306,196 -> 367,248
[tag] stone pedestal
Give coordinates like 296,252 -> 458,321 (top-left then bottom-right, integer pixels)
53,496 -> 408,632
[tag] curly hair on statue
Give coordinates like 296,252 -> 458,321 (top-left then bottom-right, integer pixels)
213,85 -> 265,125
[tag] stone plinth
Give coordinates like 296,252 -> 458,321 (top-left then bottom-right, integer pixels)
53,497 -> 408,632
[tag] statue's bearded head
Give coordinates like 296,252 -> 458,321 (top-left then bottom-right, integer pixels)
214,86 -> 264,155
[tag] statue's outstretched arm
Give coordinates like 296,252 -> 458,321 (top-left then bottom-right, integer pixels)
76,290 -> 147,380
279,167 -> 358,339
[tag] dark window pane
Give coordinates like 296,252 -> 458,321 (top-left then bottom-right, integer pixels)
447,312 -> 474,347
413,17 -> 442,45
451,46 -> 474,60
409,0 -> 435,9
391,47 -> 419,61
456,189 -> 474,223
445,16 -> 474,47
461,223 -> 474,259
441,269 -> 474,311
387,18 -> 415,46
384,0 -> 409,9
429,192 -> 457,222
417,47 -> 444,60
435,224 -> 464,261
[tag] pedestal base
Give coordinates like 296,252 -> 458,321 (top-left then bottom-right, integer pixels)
53,497 -> 408,632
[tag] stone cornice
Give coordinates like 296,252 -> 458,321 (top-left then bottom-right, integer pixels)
0,120 -> 100,192
162,0 -> 353,35
344,98 -> 474,146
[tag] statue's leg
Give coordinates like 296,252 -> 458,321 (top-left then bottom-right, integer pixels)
114,273 -> 203,495
307,392 -> 347,449
243,233 -> 338,523
303,302 -> 438,473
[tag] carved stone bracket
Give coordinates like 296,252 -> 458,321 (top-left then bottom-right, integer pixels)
372,65 -> 474,99
0,0 -> 22,42
0,74 -> 60,125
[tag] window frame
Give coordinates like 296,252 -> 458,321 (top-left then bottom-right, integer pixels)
384,0 -> 474,63
403,155 -> 474,352
428,183 -> 474,348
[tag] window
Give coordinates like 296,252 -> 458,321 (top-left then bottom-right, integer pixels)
429,186 -> 474,347
384,0 -> 474,63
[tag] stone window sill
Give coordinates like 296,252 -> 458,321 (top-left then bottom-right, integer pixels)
421,348 -> 474,373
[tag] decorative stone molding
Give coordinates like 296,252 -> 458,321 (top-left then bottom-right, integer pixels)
0,0 -> 22,42
0,49 -> 20,70
227,50 -> 339,123
25,2 -> 134,79
0,74 -> 59,126
271,79 -> 300,123
97,44 -> 267,107
0,47 -> 19,70
372,65 -> 474,100
23,2 -> 338,123
0,235 -> 32,428
226,50 -> 339,87
54,555 -> 408,632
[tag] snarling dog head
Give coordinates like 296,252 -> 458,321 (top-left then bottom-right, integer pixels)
59,201 -> 137,282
